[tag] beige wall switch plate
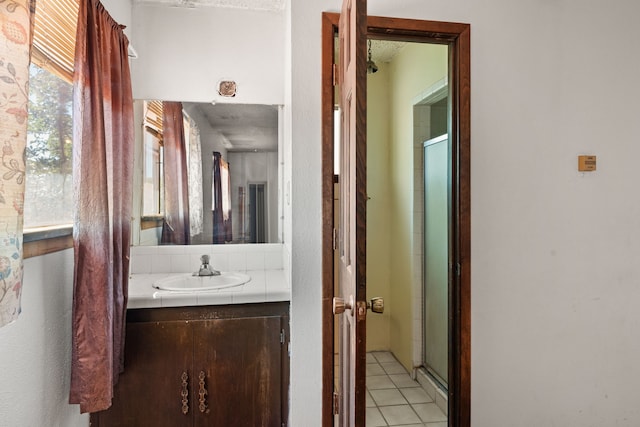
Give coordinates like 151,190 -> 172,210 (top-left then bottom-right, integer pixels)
578,155 -> 596,172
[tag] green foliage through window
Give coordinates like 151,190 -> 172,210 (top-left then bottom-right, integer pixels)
24,64 -> 73,228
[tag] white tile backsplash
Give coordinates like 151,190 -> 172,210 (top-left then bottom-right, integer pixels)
265,250 -> 283,269
130,244 -> 285,275
129,254 -> 151,274
150,256 -> 173,274
170,254 -> 192,273
130,245 -> 158,256
156,245 -> 187,255
228,252 -> 247,271
246,251 -> 265,270
211,253 -> 230,271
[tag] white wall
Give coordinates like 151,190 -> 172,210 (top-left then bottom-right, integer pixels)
288,0 -> 330,423
386,42 -> 448,372
102,0 -> 132,34
365,62 -> 392,352
0,250 -> 88,427
290,0 -> 640,425
131,4 -> 285,104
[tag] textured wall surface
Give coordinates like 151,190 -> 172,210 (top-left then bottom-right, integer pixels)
0,250 -> 88,427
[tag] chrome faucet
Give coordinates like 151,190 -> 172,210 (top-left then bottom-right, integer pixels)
193,254 -> 220,276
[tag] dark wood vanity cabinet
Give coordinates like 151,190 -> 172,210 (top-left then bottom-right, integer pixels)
91,302 -> 289,427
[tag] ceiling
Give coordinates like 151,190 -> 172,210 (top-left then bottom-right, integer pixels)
183,103 -> 279,152
334,38 -> 406,64
369,40 -> 406,63
133,0 -> 286,11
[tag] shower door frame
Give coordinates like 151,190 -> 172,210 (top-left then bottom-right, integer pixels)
422,133 -> 451,389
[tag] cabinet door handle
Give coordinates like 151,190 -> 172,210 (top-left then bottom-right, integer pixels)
181,371 -> 189,415
198,371 -> 208,413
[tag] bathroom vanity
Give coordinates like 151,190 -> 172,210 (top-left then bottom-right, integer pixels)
91,244 -> 291,427
91,302 -> 289,427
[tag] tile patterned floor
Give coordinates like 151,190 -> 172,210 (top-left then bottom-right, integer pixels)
366,351 -> 447,427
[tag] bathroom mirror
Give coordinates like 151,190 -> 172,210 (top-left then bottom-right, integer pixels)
132,101 -> 283,246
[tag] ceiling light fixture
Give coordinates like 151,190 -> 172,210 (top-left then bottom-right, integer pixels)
218,80 -> 237,97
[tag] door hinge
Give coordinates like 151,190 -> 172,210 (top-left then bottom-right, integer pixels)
455,262 -> 462,276
332,228 -> 338,251
332,63 -> 338,86
333,391 -> 340,415
280,329 -> 286,344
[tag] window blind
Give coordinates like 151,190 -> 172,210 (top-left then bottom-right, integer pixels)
144,100 -> 164,141
31,0 -> 80,82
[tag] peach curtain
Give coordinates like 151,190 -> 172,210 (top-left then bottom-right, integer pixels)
0,0 -> 33,327
161,101 -> 191,244
69,0 -> 133,413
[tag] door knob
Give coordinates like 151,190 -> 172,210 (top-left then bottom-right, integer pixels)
368,297 -> 384,314
333,296 -> 353,315
334,296 -> 383,315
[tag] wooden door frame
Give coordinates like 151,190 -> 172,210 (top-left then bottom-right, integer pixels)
321,13 -> 471,426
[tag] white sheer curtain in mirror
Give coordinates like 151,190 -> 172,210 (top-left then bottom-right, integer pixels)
185,113 -> 203,237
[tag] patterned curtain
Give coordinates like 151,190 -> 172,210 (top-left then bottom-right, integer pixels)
0,0 -> 33,327
69,0 -> 133,412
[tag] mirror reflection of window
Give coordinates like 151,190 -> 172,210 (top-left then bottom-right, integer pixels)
142,100 -> 164,216
142,131 -> 163,216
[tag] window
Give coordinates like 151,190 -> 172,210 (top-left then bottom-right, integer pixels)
24,64 -> 74,229
24,0 -> 79,233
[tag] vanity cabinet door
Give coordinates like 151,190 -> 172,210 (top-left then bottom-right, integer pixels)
90,303 -> 290,427
193,315 -> 285,427
92,321 -> 193,427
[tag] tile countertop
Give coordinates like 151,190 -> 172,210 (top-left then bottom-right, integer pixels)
127,269 -> 290,309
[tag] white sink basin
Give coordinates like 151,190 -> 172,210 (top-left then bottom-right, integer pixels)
153,272 -> 251,292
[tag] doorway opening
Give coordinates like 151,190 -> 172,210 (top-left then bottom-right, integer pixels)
321,12 -> 470,427
248,182 -> 267,243
364,38 -> 451,424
